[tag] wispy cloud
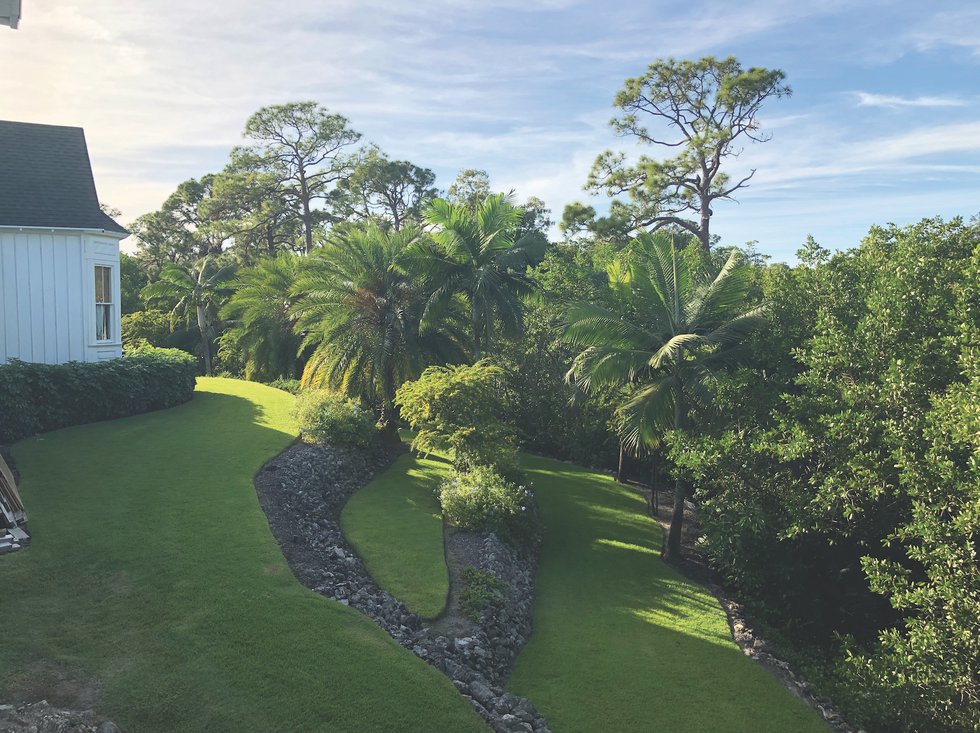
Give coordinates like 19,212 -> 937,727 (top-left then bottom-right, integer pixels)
854,92 -> 969,108
2,0 -> 978,262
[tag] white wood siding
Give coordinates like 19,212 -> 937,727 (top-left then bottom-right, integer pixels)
0,228 -> 123,364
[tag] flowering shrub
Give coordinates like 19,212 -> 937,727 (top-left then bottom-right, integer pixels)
438,464 -> 537,543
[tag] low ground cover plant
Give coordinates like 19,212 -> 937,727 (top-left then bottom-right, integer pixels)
294,389 -> 377,447
458,567 -> 507,622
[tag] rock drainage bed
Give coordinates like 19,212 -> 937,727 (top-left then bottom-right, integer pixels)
254,442 -> 550,733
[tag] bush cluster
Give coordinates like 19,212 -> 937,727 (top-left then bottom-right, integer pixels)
438,464 -> 537,543
0,346 -> 197,444
267,378 -> 303,395
293,389 -> 376,447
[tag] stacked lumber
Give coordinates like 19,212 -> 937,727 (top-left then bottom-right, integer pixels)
0,452 -> 28,554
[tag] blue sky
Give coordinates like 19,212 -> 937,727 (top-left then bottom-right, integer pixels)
1,0 -> 978,261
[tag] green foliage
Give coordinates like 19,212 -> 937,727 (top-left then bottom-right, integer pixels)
220,254 -> 304,381
266,377 -> 303,395
0,346 -> 196,443
395,361 -> 517,471
241,101 -> 361,253
119,252 -> 149,314
294,224 -> 467,431
588,56 -> 790,250
670,216 -> 980,732
335,146 -> 438,230
458,567 -> 507,622
121,309 -> 173,348
438,464 -> 537,543
565,231 -> 765,450
293,389 -> 377,447
142,256 -> 236,376
421,194 -> 544,358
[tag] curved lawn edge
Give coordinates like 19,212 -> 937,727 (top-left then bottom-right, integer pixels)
0,378 -> 486,733
341,451 -> 452,619
507,455 -> 828,733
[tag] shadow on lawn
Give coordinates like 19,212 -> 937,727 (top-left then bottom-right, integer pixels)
509,456 -> 825,733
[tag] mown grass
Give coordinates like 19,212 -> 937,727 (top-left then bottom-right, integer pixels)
343,449 -> 827,732
507,454 -> 827,732
341,451 -> 451,618
0,378 -> 486,733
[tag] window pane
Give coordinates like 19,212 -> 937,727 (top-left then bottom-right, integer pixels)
96,304 -> 111,340
95,267 -> 104,303
104,267 -> 112,302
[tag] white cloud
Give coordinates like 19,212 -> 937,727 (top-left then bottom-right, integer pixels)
854,92 -> 969,108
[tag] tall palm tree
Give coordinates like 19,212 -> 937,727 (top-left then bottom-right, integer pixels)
220,254 -> 304,381
564,233 -> 765,560
293,224 -> 466,436
143,256 -> 235,376
421,194 -> 545,359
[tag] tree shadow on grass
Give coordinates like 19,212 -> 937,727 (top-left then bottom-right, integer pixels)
508,455 -> 826,733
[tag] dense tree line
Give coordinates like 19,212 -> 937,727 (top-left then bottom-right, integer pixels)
118,58 -> 978,732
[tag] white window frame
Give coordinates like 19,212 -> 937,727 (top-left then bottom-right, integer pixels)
93,263 -> 115,344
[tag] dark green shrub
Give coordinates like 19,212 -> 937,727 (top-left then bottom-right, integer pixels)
438,464 -> 537,543
267,378 -> 302,395
121,309 -> 173,348
294,390 -> 376,447
0,346 -> 197,443
458,567 -> 507,621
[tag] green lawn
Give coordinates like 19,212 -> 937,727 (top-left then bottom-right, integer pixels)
341,451 -> 451,618
343,450 -> 826,732
0,378 -> 486,733
507,455 -> 826,732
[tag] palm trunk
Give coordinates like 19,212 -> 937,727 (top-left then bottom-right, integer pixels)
377,367 -> 400,442
196,303 -> 213,377
616,441 -> 625,483
472,309 -> 482,361
663,389 -> 688,561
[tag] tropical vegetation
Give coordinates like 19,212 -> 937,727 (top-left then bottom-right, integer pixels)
101,55 -> 980,733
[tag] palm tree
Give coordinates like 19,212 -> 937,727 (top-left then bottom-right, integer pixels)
564,233 -> 765,560
293,224 -> 467,436
220,254 -> 304,381
143,256 -> 235,376
420,194 -> 545,359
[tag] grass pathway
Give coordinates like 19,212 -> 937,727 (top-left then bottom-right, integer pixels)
507,454 -> 826,732
341,451 -> 451,618
341,450 -> 827,732
0,379 -> 485,733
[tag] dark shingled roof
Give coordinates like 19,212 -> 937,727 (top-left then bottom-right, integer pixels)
0,120 -> 128,235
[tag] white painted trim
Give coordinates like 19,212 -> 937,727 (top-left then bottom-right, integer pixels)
0,225 -> 128,241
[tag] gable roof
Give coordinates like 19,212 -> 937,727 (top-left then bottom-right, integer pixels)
0,120 -> 128,235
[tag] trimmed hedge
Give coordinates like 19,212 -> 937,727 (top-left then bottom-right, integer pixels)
0,346 -> 197,443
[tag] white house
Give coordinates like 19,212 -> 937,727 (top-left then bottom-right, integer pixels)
0,120 -> 129,364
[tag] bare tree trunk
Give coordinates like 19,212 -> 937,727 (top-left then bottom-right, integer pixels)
299,167 -> 314,254
616,441 -> 625,483
698,194 -> 711,253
